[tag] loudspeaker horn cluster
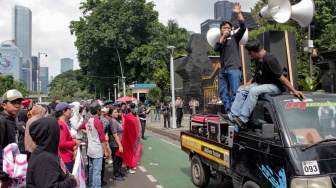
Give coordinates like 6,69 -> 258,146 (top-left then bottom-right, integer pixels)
259,0 -> 315,28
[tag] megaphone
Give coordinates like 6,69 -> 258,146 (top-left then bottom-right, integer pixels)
206,27 -> 248,47
259,0 -> 292,23
291,0 -> 315,27
259,0 -> 315,27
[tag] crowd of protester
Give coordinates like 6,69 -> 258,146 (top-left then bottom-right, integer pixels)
0,89 -> 147,188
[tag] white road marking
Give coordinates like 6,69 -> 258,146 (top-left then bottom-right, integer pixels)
138,166 -> 147,172
147,175 -> 157,182
156,185 -> 164,188
160,139 -> 181,148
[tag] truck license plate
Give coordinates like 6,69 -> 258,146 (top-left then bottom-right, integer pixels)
302,161 -> 320,175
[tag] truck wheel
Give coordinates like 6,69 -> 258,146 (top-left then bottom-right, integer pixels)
243,181 -> 261,188
190,155 -> 210,187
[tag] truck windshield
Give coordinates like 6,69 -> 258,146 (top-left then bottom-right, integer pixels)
279,98 -> 336,146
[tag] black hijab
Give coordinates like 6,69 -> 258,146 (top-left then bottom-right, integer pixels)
18,109 -> 29,122
29,117 -> 60,154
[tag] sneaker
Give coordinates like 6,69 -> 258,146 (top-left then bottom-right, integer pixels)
106,159 -> 113,164
233,118 -> 247,129
129,168 -> 136,174
118,172 -> 126,177
113,175 -> 125,181
217,113 -> 234,126
142,137 -> 147,140
163,127 -> 167,129
133,167 -> 136,170
217,112 -> 231,121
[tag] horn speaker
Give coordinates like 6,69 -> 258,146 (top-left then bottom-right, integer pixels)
259,0 -> 292,23
291,0 -> 315,27
259,0 -> 315,27
206,27 -> 248,47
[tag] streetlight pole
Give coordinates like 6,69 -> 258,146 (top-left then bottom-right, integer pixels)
113,84 -> 117,102
108,88 -> 111,100
37,52 -> 47,103
167,46 -> 177,129
114,46 -> 126,97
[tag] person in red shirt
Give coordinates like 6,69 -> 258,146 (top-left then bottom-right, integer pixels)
55,102 -> 81,173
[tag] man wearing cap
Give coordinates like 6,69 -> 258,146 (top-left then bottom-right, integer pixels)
55,102 -> 81,173
0,89 -> 23,187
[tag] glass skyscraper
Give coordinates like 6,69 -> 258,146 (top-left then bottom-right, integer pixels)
12,5 -> 32,89
40,67 -> 49,94
61,58 -> 74,73
214,1 -> 234,20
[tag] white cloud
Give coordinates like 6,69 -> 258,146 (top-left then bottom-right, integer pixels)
1,0 -> 258,78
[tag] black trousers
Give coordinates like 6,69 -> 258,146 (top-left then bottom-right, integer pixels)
140,119 -> 146,138
163,115 -> 170,128
176,108 -> 183,126
113,155 -> 123,176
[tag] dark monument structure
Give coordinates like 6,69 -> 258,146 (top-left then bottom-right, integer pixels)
174,34 -> 213,113
316,50 -> 336,93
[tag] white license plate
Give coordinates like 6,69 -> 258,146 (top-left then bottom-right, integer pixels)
302,161 -> 320,175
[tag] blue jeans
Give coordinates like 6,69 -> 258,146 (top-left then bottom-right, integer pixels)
229,82 -> 282,123
88,157 -> 103,188
219,69 -> 242,113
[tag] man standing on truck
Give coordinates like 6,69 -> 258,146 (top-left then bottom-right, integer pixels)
219,39 -> 306,128
214,2 -> 246,113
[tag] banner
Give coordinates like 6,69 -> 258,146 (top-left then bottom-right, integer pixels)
72,148 -> 86,188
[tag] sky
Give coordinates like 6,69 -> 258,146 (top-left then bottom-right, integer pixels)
0,0 -> 258,78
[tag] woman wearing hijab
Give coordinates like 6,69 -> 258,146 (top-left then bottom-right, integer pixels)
24,105 -> 46,153
26,117 -> 79,187
70,101 -> 84,140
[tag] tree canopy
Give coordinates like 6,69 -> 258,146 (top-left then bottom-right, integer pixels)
69,0 -> 191,99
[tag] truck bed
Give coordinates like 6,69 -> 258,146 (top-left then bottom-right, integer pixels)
180,131 -> 232,175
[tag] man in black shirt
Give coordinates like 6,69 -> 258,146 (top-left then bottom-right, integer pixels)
222,39 -> 306,128
214,2 -> 246,113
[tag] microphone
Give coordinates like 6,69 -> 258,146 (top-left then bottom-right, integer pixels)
224,32 -> 229,37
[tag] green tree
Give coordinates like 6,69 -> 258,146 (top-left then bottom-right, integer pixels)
49,70 -> 91,101
70,0 -> 159,95
126,20 -> 190,91
146,87 -> 162,103
0,74 -> 31,97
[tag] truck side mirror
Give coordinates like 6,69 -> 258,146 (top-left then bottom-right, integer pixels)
262,124 -> 275,139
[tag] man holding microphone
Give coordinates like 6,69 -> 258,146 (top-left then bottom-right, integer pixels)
214,2 -> 246,114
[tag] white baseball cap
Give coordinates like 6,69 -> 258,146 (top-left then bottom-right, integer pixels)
2,89 -> 24,102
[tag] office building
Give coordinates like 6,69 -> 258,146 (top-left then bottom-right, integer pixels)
31,56 -> 37,91
214,1 -> 234,20
61,58 -> 73,73
12,5 -> 32,89
40,66 -> 49,94
0,41 -> 23,81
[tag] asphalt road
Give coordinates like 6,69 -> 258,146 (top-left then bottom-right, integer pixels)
84,130 -> 232,188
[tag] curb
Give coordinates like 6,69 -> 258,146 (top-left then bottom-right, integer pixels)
146,126 -> 181,141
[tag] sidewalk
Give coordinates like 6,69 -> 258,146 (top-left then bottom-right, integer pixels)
146,113 -> 190,141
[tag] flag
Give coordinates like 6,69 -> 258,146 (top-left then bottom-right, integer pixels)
72,148 -> 86,188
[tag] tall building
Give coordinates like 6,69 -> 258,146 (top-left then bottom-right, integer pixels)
12,5 -> 32,89
60,58 -> 73,73
40,67 -> 49,94
0,41 -> 23,81
214,1 -> 234,20
31,56 -> 37,91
